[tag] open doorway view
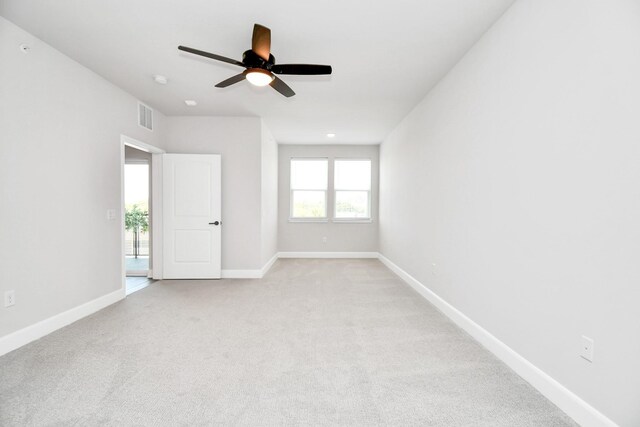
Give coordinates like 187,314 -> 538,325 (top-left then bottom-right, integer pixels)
124,145 -> 153,294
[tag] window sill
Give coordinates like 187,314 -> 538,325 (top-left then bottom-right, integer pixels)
287,218 -> 374,224
288,218 -> 329,223
332,218 -> 373,224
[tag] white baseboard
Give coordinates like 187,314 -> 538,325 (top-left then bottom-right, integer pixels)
278,251 -> 379,259
0,287 -> 125,357
261,253 -> 279,277
221,253 -> 279,279
221,251 -> 376,277
221,269 -> 263,279
377,253 -> 617,427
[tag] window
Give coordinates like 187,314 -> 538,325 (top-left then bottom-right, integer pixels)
334,159 -> 371,219
290,158 -> 328,219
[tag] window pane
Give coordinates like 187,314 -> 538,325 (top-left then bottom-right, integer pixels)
292,190 -> 326,218
335,160 -> 371,190
291,159 -> 328,190
335,191 -> 369,218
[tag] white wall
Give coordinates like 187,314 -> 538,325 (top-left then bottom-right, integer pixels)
278,144 -> 379,253
260,121 -> 278,266
0,17 -> 167,339
379,1 -> 640,425
164,116 -> 265,271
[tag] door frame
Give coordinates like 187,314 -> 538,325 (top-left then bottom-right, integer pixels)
120,135 -> 165,295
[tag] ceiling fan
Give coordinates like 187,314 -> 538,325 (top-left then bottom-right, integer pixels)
178,24 -> 332,98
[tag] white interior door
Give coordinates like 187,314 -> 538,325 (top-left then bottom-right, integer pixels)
163,154 -> 221,279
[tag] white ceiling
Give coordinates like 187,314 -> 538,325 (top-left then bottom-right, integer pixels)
0,0 -> 514,144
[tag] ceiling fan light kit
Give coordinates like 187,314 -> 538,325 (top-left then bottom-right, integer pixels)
178,24 -> 332,97
245,68 -> 274,86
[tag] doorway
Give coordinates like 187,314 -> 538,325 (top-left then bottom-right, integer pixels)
124,147 -> 151,293
121,135 -> 164,295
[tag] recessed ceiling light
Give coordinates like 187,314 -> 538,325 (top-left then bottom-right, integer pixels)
184,100 -> 197,106
154,75 -> 168,85
327,133 -> 336,138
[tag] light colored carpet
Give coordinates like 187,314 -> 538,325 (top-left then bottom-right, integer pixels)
125,277 -> 154,295
0,259 -> 576,426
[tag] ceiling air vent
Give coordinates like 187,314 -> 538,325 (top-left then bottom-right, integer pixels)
138,102 -> 153,131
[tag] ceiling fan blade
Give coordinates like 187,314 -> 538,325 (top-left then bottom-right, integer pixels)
178,46 -> 245,67
271,64 -> 332,75
270,76 -> 295,97
215,73 -> 247,88
252,24 -> 271,62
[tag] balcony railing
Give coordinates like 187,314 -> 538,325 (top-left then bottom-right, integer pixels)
125,230 -> 149,257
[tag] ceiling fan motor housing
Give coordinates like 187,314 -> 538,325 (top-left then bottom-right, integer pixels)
242,50 -> 275,70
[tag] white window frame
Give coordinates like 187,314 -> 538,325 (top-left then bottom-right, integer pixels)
289,157 -> 329,222
333,158 -> 372,223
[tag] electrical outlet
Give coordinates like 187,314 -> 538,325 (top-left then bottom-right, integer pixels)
581,335 -> 594,362
322,236 -> 327,243
106,209 -> 116,220
432,263 -> 437,276
4,290 -> 15,307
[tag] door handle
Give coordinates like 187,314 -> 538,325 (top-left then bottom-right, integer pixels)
209,221 -> 220,226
